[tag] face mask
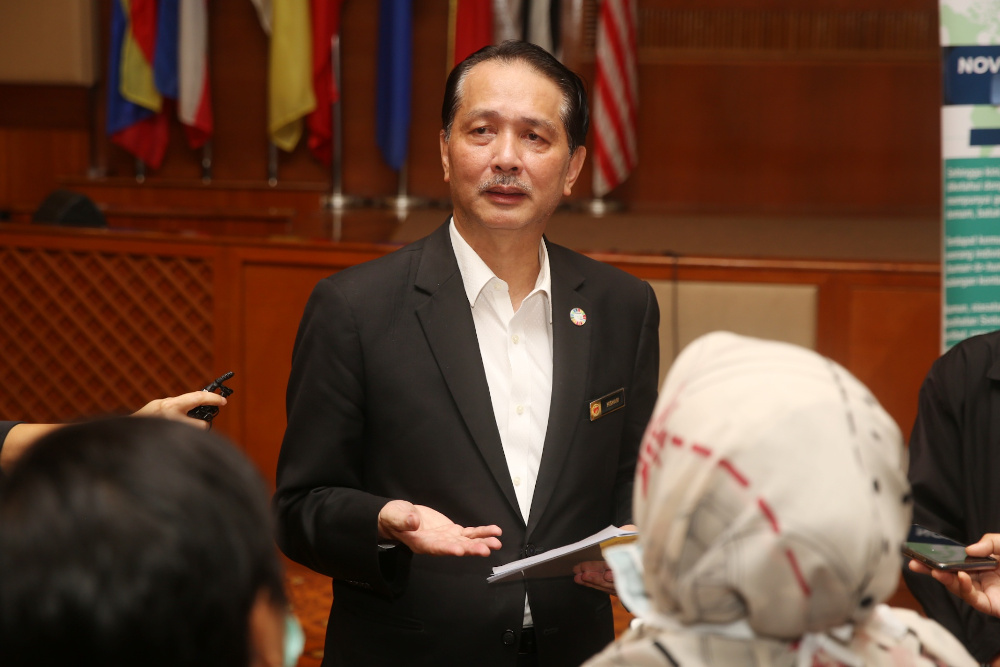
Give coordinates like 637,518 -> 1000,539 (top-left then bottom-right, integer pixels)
283,612 -> 306,667
602,542 -> 651,618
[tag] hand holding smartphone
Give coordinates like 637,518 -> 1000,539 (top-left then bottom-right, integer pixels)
902,524 -> 999,572
186,371 -> 235,424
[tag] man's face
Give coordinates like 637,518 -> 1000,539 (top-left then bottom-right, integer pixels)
440,60 -> 586,237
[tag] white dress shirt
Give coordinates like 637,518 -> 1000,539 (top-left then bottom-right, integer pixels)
450,219 -> 553,627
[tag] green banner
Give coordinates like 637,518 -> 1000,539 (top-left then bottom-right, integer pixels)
944,158 -> 1000,346
941,0 -> 1000,349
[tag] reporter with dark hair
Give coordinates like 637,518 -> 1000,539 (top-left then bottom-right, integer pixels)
0,417 -> 301,667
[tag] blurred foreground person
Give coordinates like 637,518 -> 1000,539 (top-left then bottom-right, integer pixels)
0,417 -> 302,667
585,332 -> 974,667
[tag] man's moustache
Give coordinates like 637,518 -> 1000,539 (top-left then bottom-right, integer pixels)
478,174 -> 532,194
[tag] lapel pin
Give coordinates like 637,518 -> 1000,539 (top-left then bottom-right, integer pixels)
570,307 -> 587,326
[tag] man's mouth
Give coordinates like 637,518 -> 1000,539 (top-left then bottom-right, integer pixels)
478,175 -> 532,199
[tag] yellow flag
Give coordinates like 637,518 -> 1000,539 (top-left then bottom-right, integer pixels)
119,0 -> 162,112
269,0 -> 315,151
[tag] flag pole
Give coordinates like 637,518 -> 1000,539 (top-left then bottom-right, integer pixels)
324,33 -> 364,211
267,142 -> 278,186
201,140 -> 213,183
380,155 -> 429,220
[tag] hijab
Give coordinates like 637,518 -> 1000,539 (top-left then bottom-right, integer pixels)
585,332 -> 974,667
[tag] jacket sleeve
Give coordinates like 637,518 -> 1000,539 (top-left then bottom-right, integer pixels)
614,282 -> 660,526
902,344 -> 1000,663
272,277 -> 410,597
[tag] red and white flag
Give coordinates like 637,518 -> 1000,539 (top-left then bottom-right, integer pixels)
592,0 -> 638,198
178,0 -> 212,147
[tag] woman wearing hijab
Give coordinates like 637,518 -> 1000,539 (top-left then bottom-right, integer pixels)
585,332 -> 974,667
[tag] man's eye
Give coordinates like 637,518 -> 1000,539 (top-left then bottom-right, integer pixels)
474,127 -> 490,134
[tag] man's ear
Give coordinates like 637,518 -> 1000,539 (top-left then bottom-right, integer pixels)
563,146 -> 587,197
439,129 -> 451,183
248,590 -> 285,667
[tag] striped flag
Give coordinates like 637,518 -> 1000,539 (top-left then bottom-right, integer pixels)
592,0 -> 638,198
107,0 -> 169,168
178,0 -> 212,148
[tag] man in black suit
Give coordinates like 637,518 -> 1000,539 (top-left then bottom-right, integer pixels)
274,41 -> 659,667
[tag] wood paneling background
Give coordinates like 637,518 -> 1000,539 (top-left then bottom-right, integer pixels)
0,0 -> 941,220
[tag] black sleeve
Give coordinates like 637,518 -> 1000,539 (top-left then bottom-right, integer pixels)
614,282 -> 659,526
272,278 -> 409,597
902,342 -> 1000,663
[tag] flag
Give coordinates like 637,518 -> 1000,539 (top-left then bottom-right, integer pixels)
448,0 -> 492,68
307,0 -> 344,165
249,0 -> 273,34
592,0 -> 638,198
522,0 -> 560,56
269,0 -> 315,151
492,0 -> 521,43
107,0 -> 169,168
153,0 -> 179,100
120,0 -> 162,112
178,0 -> 212,147
376,0 -> 412,171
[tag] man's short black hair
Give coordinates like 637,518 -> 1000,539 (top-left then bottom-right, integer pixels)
0,417 -> 286,667
441,40 -> 590,155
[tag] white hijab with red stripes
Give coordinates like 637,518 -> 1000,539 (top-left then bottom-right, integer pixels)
586,332 -> 973,667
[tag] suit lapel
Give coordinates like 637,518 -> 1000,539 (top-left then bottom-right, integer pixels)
528,243 -> 591,534
414,224 -> 521,517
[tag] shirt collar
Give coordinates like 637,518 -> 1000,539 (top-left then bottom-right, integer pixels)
449,218 -> 552,323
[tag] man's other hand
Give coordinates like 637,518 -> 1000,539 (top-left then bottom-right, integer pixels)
378,500 -> 502,557
572,523 -> 636,595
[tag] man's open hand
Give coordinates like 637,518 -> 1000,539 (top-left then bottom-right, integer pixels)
378,500 -> 502,557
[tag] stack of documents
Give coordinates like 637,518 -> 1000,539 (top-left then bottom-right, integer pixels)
488,525 -> 638,583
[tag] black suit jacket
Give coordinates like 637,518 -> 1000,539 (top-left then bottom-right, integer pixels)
274,222 -> 659,667
903,330 -> 1000,663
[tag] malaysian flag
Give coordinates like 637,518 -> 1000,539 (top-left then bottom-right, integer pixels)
592,0 -> 638,198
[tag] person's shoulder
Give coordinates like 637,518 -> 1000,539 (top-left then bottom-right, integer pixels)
315,231 -> 437,297
546,240 -> 649,292
937,330 -> 1000,369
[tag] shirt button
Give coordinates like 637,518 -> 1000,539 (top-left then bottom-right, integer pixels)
502,629 -> 516,646
512,334 -> 519,344
516,405 -> 524,415
513,476 -> 521,486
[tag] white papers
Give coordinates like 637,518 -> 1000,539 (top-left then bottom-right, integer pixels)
487,525 -> 638,583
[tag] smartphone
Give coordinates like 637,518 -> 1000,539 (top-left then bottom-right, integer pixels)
902,524 -> 999,572
186,371 -> 235,422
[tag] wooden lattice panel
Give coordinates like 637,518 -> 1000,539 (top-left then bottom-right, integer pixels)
0,246 -> 213,423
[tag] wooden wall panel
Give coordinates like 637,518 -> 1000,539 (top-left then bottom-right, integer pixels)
845,285 -> 941,442
240,263 -> 341,491
0,128 -> 90,213
0,240 -> 214,423
0,1 -> 943,220
618,59 -> 939,215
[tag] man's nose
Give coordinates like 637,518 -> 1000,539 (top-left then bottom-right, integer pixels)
491,131 -> 522,172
